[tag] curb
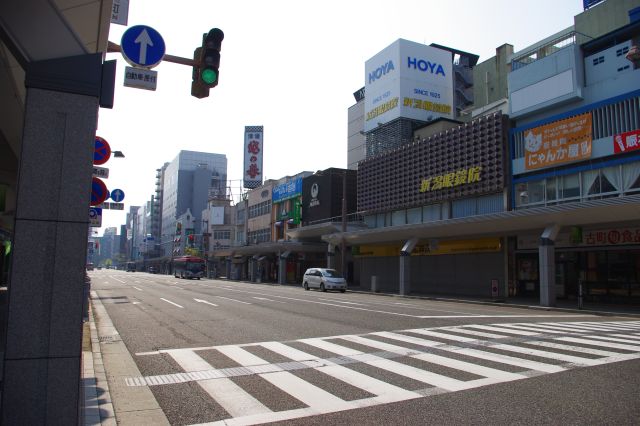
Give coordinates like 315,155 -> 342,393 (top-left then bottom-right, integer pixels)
345,288 -> 640,318
209,277 -> 640,318
89,292 -> 169,425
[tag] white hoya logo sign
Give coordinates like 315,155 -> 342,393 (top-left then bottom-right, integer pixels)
368,60 -> 395,83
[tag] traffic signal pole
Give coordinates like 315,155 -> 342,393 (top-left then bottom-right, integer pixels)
108,27 -> 224,99
108,41 -> 198,67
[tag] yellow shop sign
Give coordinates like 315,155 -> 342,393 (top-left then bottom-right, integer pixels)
353,238 -> 501,257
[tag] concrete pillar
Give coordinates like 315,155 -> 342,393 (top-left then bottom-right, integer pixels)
278,253 -> 287,285
327,244 -> 335,269
538,224 -> 561,307
539,239 -> 556,307
398,237 -> 418,296
399,253 -> 411,295
2,85 -> 98,423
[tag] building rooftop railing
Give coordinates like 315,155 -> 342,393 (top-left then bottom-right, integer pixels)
307,212 -> 365,227
511,30 -> 593,71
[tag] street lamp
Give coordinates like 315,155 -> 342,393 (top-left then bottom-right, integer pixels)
113,150 -> 125,158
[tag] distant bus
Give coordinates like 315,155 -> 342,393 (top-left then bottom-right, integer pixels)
126,262 -> 136,272
173,256 -> 205,280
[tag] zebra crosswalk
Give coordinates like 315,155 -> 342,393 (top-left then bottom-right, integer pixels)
128,320 -> 640,425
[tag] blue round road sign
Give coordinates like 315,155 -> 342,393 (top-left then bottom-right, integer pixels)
90,178 -> 109,206
121,25 -> 166,68
111,188 -> 125,203
94,136 -> 111,165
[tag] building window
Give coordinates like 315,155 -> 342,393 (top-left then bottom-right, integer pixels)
623,163 -> 640,193
616,46 -> 629,57
406,207 -> 422,224
560,174 -> 580,200
391,210 -> 406,226
422,204 -> 441,222
213,230 -> 231,240
248,200 -> 272,219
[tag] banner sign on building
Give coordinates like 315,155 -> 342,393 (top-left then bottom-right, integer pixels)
364,39 -> 453,132
210,206 -> 224,225
518,226 -> 640,249
243,126 -> 263,189
613,129 -> 640,154
110,0 -> 129,25
353,238 -> 502,257
272,177 -> 302,203
524,113 -> 592,171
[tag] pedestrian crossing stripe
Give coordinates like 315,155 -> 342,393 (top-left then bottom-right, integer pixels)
127,320 -> 640,426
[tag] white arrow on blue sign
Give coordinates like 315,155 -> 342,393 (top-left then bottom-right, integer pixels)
110,188 -> 125,202
120,25 -> 165,68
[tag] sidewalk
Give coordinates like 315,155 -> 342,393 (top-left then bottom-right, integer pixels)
81,292 -> 169,425
81,282 -> 640,424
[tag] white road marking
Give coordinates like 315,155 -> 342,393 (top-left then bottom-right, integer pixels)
317,298 -> 366,306
464,324 -> 541,336
217,296 -> 252,305
557,336 -> 640,351
252,297 -> 286,303
133,286 -> 143,291
194,298 -> 218,307
374,331 -> 566,373
160,298 -> 183,308
167,349 -> 270,418
125,320 -> 640,425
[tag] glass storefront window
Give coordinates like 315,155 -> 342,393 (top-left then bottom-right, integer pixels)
546,177 -> 557,202
528,180 -> 545,204
561,174 -> 580,199
423,204 -> 441,222
392,210 -> 406,226
622,162 -> 640,193
364,215 -> 376,228
582,170 -> 600,196
407,207 -> 422,224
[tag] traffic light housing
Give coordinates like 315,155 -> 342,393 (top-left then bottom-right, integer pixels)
191,28 -> 224,98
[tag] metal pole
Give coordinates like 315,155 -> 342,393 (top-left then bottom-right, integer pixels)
341,171 -> 347,280
578,279 -> 583,310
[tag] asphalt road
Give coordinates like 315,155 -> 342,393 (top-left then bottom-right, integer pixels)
90,270 -> 640,425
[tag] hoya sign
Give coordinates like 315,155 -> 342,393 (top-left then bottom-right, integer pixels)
368,60 -> 395,84
364,39 -> 453,132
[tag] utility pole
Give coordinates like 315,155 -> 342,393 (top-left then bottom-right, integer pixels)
341,170 -> 347,282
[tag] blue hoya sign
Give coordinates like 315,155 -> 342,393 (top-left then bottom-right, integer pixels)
272,177 -> 302,203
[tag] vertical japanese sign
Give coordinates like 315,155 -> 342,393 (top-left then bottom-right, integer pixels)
243,126 -> 264,189
110,0 -> 129,26
524,113 -> 592,171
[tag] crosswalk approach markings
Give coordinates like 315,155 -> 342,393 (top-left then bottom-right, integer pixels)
126,320 -> 640,425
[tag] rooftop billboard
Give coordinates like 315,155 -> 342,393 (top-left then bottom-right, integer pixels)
364,39 -> 453,132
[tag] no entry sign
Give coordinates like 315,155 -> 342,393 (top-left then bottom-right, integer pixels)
94,136 -> 111,165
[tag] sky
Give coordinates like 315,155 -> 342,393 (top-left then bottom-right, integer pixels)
96,0 -> 585,235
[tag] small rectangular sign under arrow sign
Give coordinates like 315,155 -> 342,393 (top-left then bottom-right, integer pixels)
97,202 -> 124,210
92,165 -> 109,179
124,66 -> 157,91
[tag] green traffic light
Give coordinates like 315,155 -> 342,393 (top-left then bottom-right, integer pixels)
201,68 -> 218,85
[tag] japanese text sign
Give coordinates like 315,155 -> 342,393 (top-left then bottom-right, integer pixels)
524,113 -> 592,171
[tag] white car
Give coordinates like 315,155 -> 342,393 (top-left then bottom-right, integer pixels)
303,268 -> 346,292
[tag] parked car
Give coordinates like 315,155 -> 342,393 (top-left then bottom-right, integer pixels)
302,268 -> 346,292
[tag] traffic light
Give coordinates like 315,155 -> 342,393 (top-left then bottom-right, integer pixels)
191,28 -> 224,98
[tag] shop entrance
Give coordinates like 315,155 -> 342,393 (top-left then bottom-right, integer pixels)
516,249 -> 640,304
